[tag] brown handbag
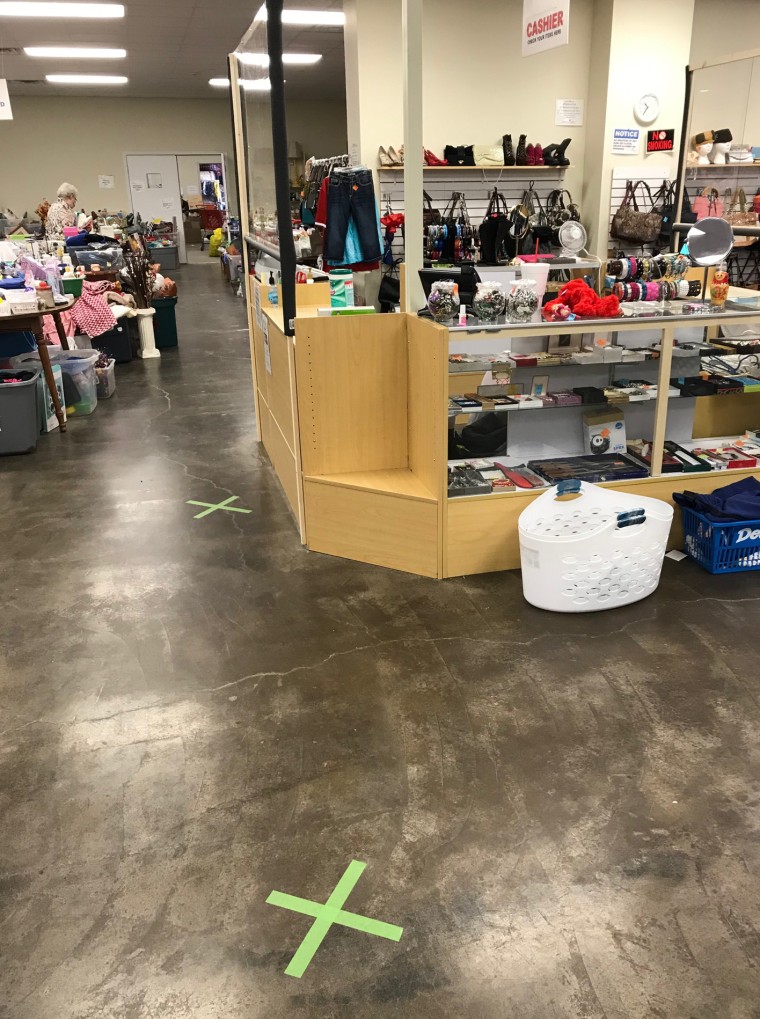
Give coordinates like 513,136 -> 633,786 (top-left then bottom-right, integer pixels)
422,190 -> 441,229
724,188 -> 758,247
611,179 -> 663,244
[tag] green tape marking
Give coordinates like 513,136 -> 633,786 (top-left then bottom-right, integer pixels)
186,495 -> 252,519
266,860 -> 403,979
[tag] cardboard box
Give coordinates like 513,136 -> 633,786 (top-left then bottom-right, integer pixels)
583,406 -> 626,456
38,363 -> 66,433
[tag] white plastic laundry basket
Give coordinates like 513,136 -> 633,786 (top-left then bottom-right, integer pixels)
518,479 -> 674,612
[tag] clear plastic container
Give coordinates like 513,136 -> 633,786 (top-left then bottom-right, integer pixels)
11,349 -> 99,416
95,358 -> 116,399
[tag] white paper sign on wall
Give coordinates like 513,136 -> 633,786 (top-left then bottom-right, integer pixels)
612,128 -> 641,155
98,174 -> 115,189
0,79 -> 13,121
555,98 -> 584,126
523,0 -> 569,56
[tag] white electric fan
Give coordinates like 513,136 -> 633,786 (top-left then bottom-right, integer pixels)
557,219 -> 588,258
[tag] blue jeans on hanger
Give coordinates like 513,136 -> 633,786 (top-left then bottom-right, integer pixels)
325,169 -> 381,263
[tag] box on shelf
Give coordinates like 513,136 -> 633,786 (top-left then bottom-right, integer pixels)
583,406 -> 627,456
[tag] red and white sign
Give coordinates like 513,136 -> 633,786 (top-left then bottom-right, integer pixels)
647,129 -> 675,153
523,0 -> 570,56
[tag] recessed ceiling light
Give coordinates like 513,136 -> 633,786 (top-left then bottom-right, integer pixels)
254,5 -> 345,26
46,73 -> 127,83
0,2 -> 124,17
25,45 -> 126,57
238,52 -> 321,66
209,77 -> 272,92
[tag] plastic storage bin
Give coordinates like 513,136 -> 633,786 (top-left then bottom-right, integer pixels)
152,297 -> 178,348
0,368 -> 40,454
12,349 -> 99,416
149,245 -> 179,272
518,479 -> 674,612
91,322 -> 133,363
681,507 -> 760,574
95,358 -> 116,399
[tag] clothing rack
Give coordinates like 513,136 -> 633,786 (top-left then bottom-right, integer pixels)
304,154 -> 351,212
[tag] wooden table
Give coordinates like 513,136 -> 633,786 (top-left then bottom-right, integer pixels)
0,295 -> 75,431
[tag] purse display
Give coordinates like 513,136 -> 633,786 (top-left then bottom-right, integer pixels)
443,145 -> 475,167
427,192 -> 477,262
610,180 -> 663,245
692,186 -> 725,220
724,188 -> 758,247
379,258 -> 401,308
478,187 -> 510,264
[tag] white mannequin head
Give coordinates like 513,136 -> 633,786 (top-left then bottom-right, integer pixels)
695,141 -> 713,165
710,141 -> 731,164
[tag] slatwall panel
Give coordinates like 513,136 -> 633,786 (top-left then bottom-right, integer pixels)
684,165 -> 760,290
378,167 -> 570,259
608,164 -> 673,256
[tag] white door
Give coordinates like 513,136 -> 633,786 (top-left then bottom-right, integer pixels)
125,154 -> 187,263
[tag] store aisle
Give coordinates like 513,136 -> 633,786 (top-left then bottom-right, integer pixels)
2,268 -> 760,1018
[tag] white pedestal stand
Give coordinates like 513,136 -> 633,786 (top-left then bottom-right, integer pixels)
136,307 -> 160,359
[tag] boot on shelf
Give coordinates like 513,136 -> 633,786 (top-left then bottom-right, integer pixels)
502,133 -> 515,166
515,134 -> 527,166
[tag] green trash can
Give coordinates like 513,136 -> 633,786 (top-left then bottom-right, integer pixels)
152,297 -> 178,349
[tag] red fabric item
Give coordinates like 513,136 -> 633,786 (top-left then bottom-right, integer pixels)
42,309 -> 75,344
543,279 -> 620,321
70,280 -> 117,338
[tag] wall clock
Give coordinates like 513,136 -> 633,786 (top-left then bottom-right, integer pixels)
634,94 -> 659,125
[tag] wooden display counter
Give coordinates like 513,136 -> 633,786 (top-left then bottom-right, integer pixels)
248,276 -> 760,578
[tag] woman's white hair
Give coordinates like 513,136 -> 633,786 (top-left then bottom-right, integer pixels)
57,182 -> 78,200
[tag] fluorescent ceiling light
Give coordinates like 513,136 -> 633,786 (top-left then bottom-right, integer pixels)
0,2 -> 124,17
238,52 -> 322,66
209,77 -> 272,92
46,73 -> 127,83
25,45 -> 126,57
254,5 -> 345,26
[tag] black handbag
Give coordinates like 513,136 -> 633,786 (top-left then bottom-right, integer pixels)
652,179 -> 677,248
440,192 -> 477,262
478,188 -> 510,264
379,259 -> 401,309
443,144 -> 475,167
422,191 -> 441,229
681,186 -> 697,225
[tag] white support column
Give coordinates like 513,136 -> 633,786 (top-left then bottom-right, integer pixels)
402,0 -> 424,313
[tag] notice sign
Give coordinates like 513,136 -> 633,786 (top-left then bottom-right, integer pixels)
647,129 -> 674,154
612,128 -> 640,155
0,79 -> 13,121
555,98 -> 584,127
523,0 -> 569,56
98,174 -> 115,189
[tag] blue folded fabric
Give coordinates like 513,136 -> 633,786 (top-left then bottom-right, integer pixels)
674,477 -> 760,522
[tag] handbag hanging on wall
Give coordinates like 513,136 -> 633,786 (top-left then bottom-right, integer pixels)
546,188 -> 580,245
524,185 -> 554,253
379,258 -> 401,309
610,179 -> 663,245
478,187 -> 510,263
422,191 -> 441,229
652,179 -> 677,248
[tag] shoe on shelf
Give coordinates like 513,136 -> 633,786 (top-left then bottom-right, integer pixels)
526,143 -> 536,166
378,146 -> 395,168
534,143 -> 544,166
515,134 -> 527,166
543,138 -> 571,166
503,133 -> 515,166
424,148 -> 447,166
387,146 -> 403,166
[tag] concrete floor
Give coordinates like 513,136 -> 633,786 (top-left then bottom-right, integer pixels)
2,264 -> 760,1018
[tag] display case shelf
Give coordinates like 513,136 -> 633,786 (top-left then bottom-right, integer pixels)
378,165 -> 573,173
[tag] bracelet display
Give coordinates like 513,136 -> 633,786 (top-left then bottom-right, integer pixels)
613,278 -> 701,302
607,253 -> 691,281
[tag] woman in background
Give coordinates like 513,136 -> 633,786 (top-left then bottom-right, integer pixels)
46,182 -> 85,236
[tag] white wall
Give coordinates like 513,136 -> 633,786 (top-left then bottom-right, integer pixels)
285,99 -> 347,161
690,0 -> 760,66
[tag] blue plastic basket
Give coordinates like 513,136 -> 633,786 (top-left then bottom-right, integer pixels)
681,506 -> 760,574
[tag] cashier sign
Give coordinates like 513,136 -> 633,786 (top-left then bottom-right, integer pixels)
523,0 -> 569,55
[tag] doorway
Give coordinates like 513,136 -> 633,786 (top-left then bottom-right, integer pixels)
124,152 -> 230,265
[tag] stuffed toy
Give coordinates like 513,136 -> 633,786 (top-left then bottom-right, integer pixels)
543,278 -> 620,321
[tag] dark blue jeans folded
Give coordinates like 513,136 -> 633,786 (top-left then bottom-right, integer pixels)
324,169 -> 381,263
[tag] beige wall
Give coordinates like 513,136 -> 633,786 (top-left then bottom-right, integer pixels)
346,0 -> 594,201
0,97 -> 236,215
690,0 -> 760,66
0,94 -> 346,218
